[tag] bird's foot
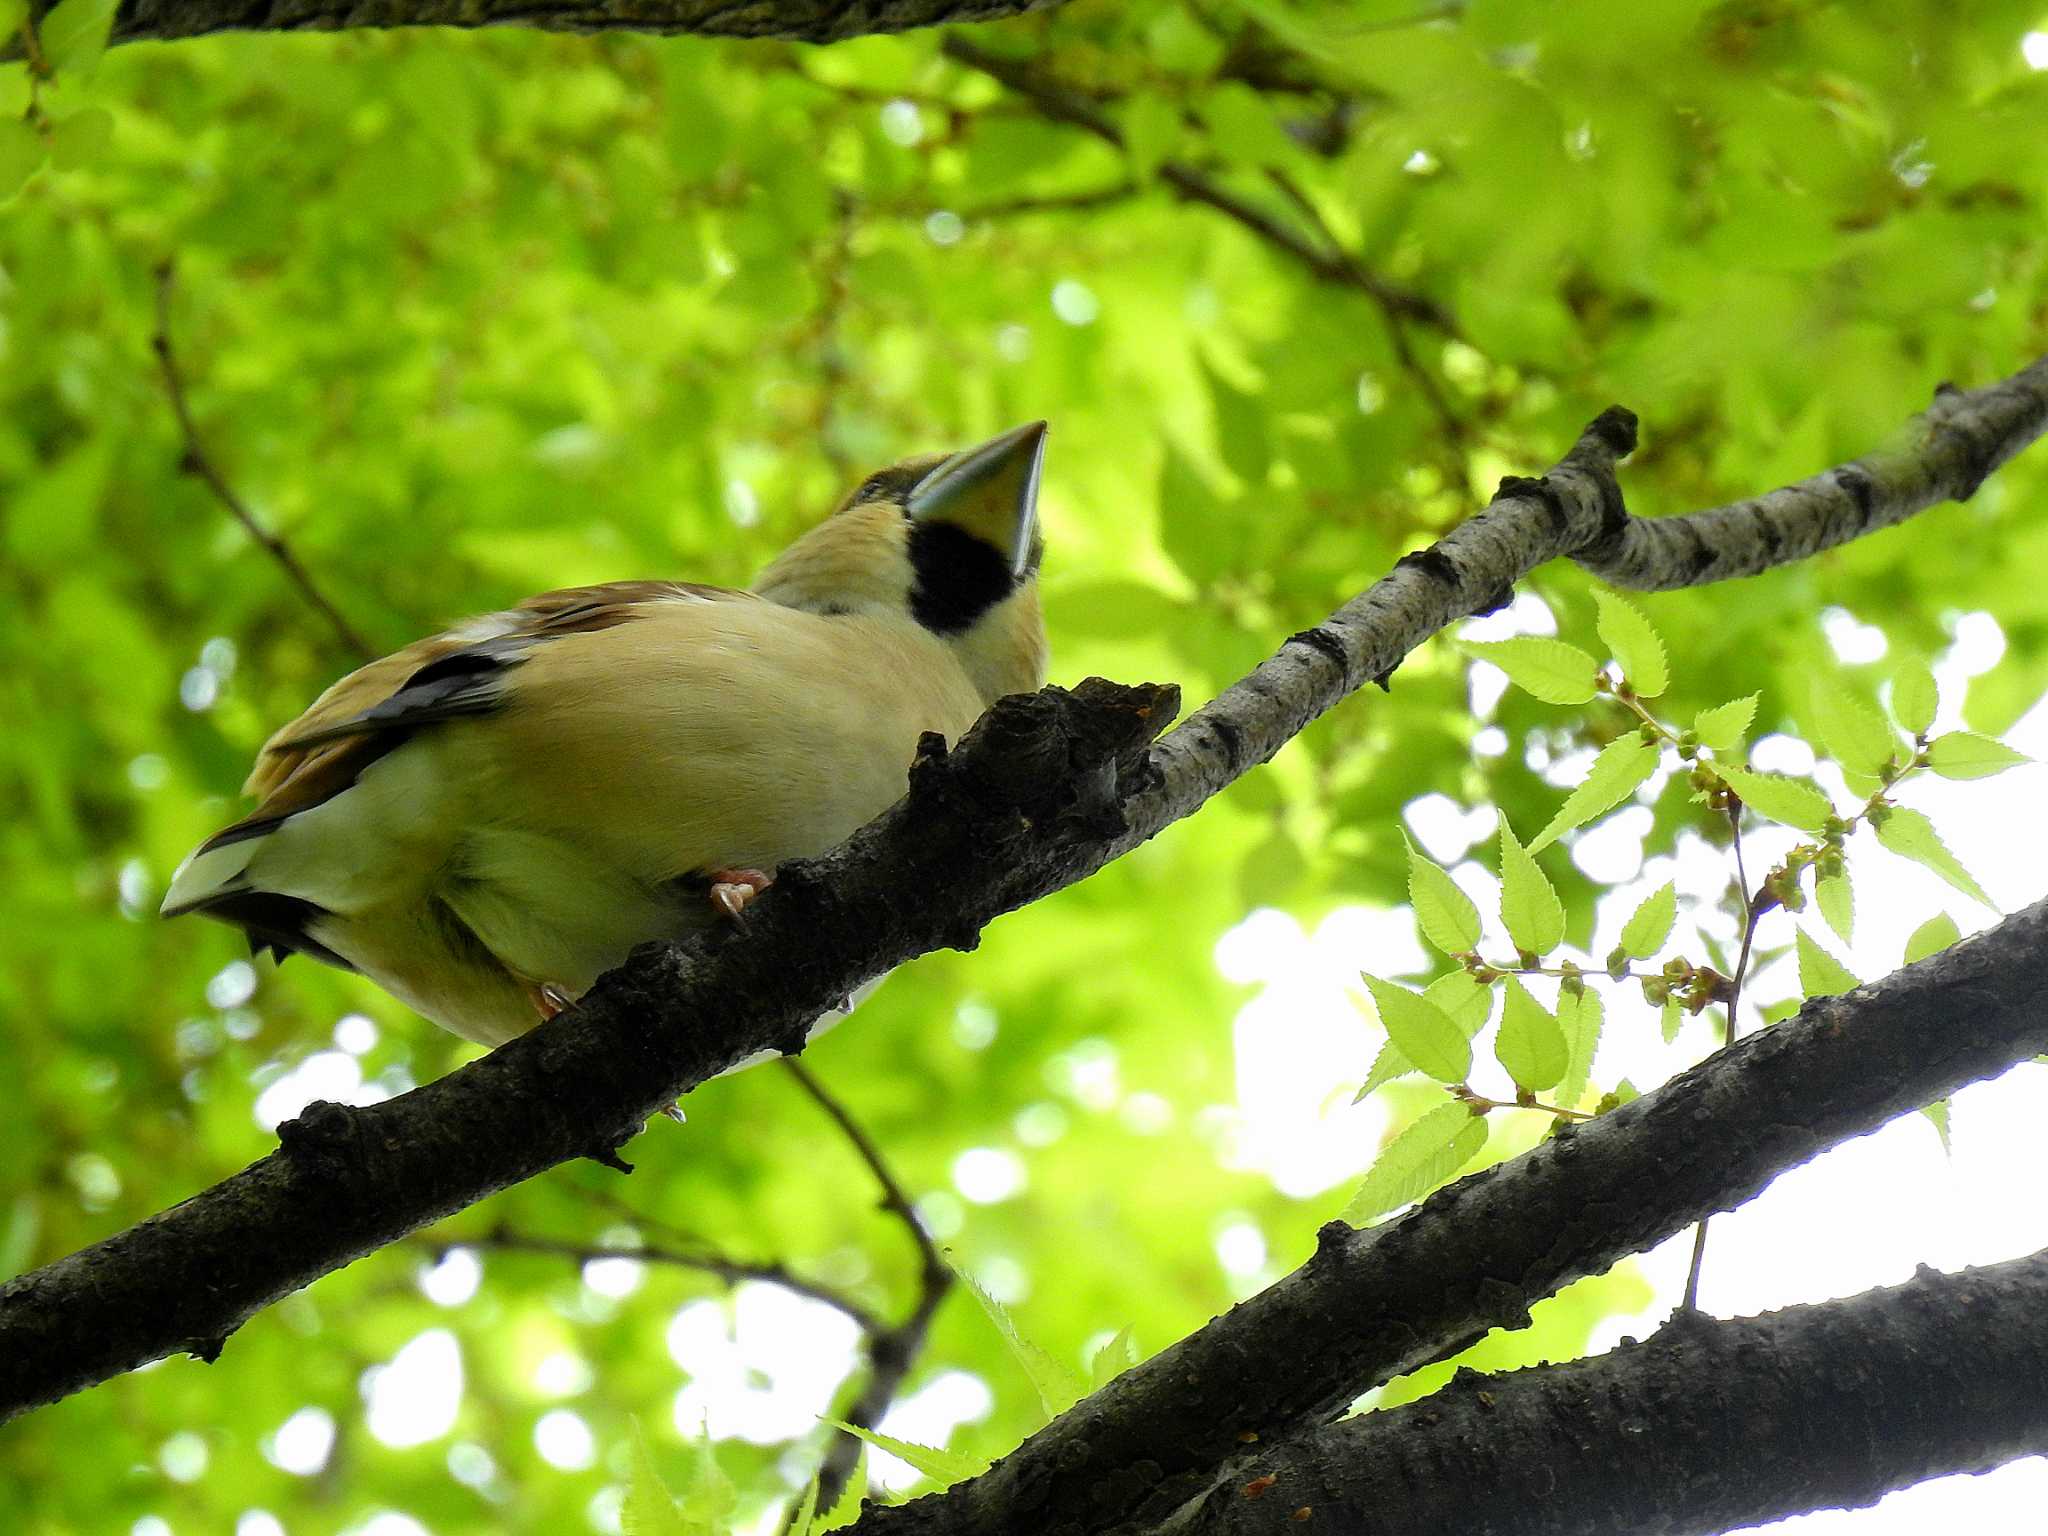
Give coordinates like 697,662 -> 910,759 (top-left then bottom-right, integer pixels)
524,979 -> 575,1020
708,867 -> 773,922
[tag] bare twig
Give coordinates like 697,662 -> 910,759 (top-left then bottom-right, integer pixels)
783,1058 -> 954,1517
151,262 -> 375,663
421,1224 -> 889,1336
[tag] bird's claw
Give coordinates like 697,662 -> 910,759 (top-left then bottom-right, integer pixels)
708,867 -> 773,922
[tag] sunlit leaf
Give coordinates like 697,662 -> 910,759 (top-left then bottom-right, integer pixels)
1795,928 -> 1859,999
1340,1101 -> 1488,1227
1554,984 -> 1604,1110
1716,765 -> 1833,834
1087,1326 -> 1138,1389
1925,731 -> 2030,780
956,1265 -> 1085,1420
1356,972 -> 1492,1099
1890,658 -> 1938,737
1904,912 -> 1962,965
1921,1099 -> 1952,1156
1361,973 -> 1472,1084
623,1423 -> 687,1536
1809,681 -> 1898,779
38,0 -> 119,75
1497,819 -> 1564,956
1593,590 -> 1669,697
1462,638 -> 1600,706
822,1421 -> 991,1487
1495,977 -> 1567,1093
1405,835 -> 1481,955
1874,806 -> 1994,908
1816,869 -> 1853,944
1530,733 -> 1659,851
1617,882 -> 1677,961
1693,695 -> 1758,753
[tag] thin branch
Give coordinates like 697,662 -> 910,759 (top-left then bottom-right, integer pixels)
783,1059 -> 954,1516
7,358 -> 2048,1435
151,263 -> 376,663
421,1225 -> 889,1336
938,35 -> 1454,336
1169,1245 -> 2048,1536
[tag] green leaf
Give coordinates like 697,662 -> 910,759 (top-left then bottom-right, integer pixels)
1340,1101 -> 1488,1226
39,0 -> 120,76
1890,658 -> 1938,737
1405,835 -> 1481,954
1809,681 -> 1899,779
1716,765 -> 1833,834
1904,912 -> 1962,965
1921,1099 -> 1952,1157
673,1426 -> 739,1529
1530,734 -> 1659,851
49,107 -> 115,171
822,1451 -> 868,1530
822,1421 -> 990,1487
1122,93 -> 1181,182
1693,694 -> 1759,753
0,118 -> 43,201
1495,977 -> 1567,1093
1087,1326 -> 1138,1389
957,1264 -> 1084,1419
1617,882 -> 1677,960
1554,984 -> 1603,1110
1795,928 -> 1859,998
1359,970 -> 1493,1098
623,1424 -> 687,1536
0,0 -> 25,40
1361,973 -> 1472,1084
787,1479 -> 821,1536
1462,638 -> 1600,706
1593,590 -> 1669,697
1816,868 -> 1853,944
1659,995 -> 1683,1043
1875,806 -> 1994,908
1926,731 -> 2030,780
1497,819 -> 1564,957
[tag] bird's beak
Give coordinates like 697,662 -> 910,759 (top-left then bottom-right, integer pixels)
906,420 -> 1047,577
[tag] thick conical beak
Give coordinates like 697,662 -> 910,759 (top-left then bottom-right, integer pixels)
906,420 -> 1047,577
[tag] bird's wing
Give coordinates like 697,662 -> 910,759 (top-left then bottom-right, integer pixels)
232,581 -> 752,828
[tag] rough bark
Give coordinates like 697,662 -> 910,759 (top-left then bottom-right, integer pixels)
98,0 -> 1061,47
845,899 -> 2048,1536
4,358 -> 2045,1429
1167,1248 -> 2048,1536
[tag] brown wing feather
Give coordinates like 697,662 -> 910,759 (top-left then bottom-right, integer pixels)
233,580 -> 751,822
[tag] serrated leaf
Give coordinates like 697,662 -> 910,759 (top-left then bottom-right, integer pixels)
1875,806 -> 1994,908
1361,973 -> 1471,1083
956,1265 -> 1084,1419
1716,765 -> 1833,834
1555,985 -> 1603,1109
1921,1099 -> 1952,1156
39,0 -> 119,76
1659,996 -> 1682,1043
1530,734 -> 1659,851
1904,912 -> 1961,965
1890,658 -> 1938,737
1926,731 -> 2030,780
1356,972 -> 1493,1099
822,1451 -> 868,1530
1340,1101 -> 1488,1226
1497,819 -> 1564,956
1795,928 -> 1859,999
0,118 -> 42,200
822,1421 -> 990,1487
1495,978 -> 1567,1093
1617,882 -> 1677,960
787,1479 -> 821,1536
674,1426 -> 739,1528
1087,1326 -> 1138,1389
623,1424 -> 687,1536
1809,681 -> 1899,779
1593,590 -> 1669,697
1816,869 -> 1853,944
1693,694 -> 1758,753
1462,638 -> 1600,706
1405,835 -> 1480,954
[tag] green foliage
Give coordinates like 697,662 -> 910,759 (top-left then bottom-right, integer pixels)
1905,913 -> 1963,965
5,3 -> 2047,1530
1340,1101 -> 1488,1227
956,1263 -> 1085,1421
1362,974 -> 1471,1085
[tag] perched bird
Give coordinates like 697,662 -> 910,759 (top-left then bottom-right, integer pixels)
162,422 -> 1049,1051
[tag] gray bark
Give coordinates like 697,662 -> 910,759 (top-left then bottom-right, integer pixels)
4,359 -> 2046,1441
1167,1248 -> 2048,1536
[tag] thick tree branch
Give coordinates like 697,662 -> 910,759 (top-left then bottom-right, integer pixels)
152,263 -> 376,663
783,1059 -> 955,1515
1168,1247 -> 2048,1536
846,898 -> 2048,1536
6,357 -> 2046,1428
95,0 -> 1063,48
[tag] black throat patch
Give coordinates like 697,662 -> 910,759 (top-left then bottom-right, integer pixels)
907,521 -> 1015,635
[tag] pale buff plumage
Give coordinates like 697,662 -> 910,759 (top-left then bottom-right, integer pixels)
163,425 -> 1050,1048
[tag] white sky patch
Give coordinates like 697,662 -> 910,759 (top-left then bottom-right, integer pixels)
417,1247 -> 481,1307
159,1430 -> 208,1483
344,1516 -> 432,1536
363,1330 -> 463,1448
1821,605 -> 1889,664
952,1147 -> 1027,1204
333,1014 -> 379,1055
2023,30 -> 2048,69
535,1350 -> 594,1397
266,1407 -> 336,1476
236,1512 -> 286,1536
534,1409 -> 597,1471
871,1371 -> 995,1494
583,1256 -> 645,1300
1404,791 -> 1494,863
669,1283 -> 861,1445
254,1051 -> 369,1132
1459,591 -> 1556,642
1214,1220 -> 1267,1279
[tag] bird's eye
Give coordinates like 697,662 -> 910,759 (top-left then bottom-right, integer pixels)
848,463 -> 932,509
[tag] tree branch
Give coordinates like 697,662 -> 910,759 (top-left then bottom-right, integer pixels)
94,0 -> 1066,48
1168,1246 -> 2048,1536
151,262 -> 376,663
6,357 -> 2046,1428
844,897 -> 2048,1536
783,1059 -> 955,1515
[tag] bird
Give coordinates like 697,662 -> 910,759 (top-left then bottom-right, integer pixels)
161,421 -> 1049,1054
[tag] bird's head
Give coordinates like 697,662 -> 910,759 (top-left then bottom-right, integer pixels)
753,422 -> 1050,705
